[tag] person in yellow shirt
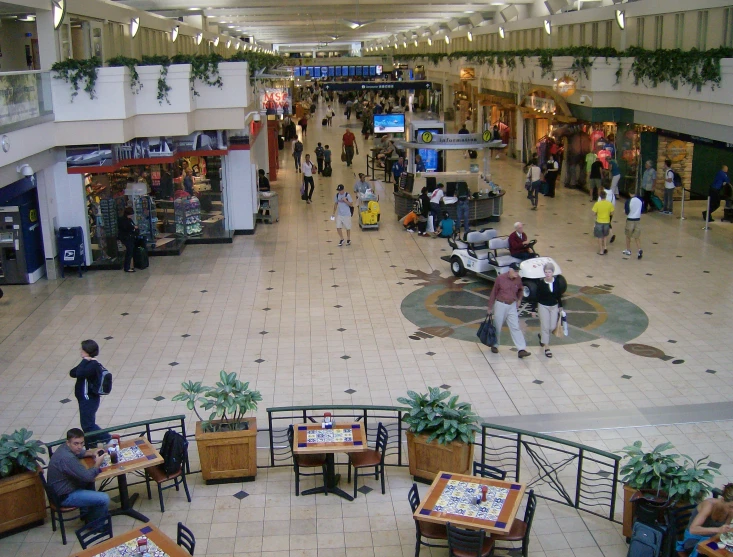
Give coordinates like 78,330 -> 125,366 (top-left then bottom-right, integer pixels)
592,190 -> 614,255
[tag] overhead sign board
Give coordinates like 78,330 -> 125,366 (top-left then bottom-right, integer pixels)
322,81 -> 432,92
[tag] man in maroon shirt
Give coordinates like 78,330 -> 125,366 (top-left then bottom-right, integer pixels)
508,222 -> 537,261
487,263 -> 531,358
342,129 -> 359,167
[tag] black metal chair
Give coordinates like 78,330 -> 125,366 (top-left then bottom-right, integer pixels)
177,522 -> 196,555
472,462 -> 507,481
408,483 -> 448,556
39,471 -> 81,545
446,522 -> 495,557
665,502 -> 697,557
75,515 -> 113,550
144,438 -> 192,512
491,489 -> 537,557
287,425 -> 327,496
347,422 -> 388,498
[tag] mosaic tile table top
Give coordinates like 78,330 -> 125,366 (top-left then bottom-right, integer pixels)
698,534 -> 733,557
84,438 -> 163,481
414,471 -> 526,533
293,422 -> 367,454
71,525 -> 189,557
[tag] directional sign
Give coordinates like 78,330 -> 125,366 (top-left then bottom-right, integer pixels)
322,81 -> 432,92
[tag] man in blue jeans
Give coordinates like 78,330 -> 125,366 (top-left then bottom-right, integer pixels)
47,428 -> 109,524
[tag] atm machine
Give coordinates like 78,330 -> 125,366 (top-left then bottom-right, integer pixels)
408,119 -> 446,173
0,192 -> 45,284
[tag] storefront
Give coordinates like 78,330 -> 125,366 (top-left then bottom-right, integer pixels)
453,81 -> 477,131
477,92 -> 515,156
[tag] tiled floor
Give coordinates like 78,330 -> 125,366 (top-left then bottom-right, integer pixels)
1,100 -> 733,556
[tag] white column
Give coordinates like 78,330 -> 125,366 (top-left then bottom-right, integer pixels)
35,10 -> 59,70
222,150 -> 256,233
36,165 -> 60,278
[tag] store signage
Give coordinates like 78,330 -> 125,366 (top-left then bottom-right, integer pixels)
419,132 -> 492,145
553,74 -> 576,97
323,81 -> 432,92
460,67 -> 476,80
0,73 -> 40,127
666,139 -> 688,162
523,95 -> 556,114
260,88 -> 289,114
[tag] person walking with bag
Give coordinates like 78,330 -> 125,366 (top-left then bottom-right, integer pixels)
70,340 -> 111,443
117,207 -> 137,273
342,129 -> 358,167
487,264 -> 531,359
302,154 -> 316,203
537,262 -> 562,358
526,159 -> 542,210
292,139 -> 304,172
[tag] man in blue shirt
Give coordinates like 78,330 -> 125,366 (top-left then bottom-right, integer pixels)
703,165 -> 730,222
392,156 -> 405,184
609,159 -> 621,196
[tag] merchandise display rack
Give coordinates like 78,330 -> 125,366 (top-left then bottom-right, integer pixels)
132,195 -> 158,243
175,196 -> 202,236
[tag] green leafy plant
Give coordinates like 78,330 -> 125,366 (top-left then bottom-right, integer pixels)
51,57 -> 102,101
172,371 -> 262,433
141,55 -> 172,105
0,428 -> 46,478
172,53 -> 224,96
618,441 -> 719,503
106,56 -> 141,93
397,387 -> 480,445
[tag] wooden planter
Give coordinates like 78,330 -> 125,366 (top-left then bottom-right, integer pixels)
195,418 -> 257,483
622,484 -> 637,538
406,430 -> 473,482
0,470 -> 45,536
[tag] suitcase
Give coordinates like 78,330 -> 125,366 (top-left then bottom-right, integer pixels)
650,194 -> 663,211
626,521 -> 664,557
322,118 -> 328,126
133,246 -> 149,270
322,166 -> 332,177
278,135 -> 284,150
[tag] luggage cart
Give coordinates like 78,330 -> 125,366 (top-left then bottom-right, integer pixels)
358,192 -> 380,230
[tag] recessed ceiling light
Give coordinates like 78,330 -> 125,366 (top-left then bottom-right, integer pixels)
188,7 -> 200,10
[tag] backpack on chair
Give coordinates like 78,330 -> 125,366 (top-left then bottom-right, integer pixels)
159,430 -> 187,476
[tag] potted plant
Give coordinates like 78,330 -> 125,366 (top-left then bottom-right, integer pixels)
0,429 -> 47,534
397,387 -> 480,482
173,371 -> 262,483
617,441 -> 719,537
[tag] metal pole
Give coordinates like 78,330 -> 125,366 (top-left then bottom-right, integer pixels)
702,196 -> 711,230
679,188 -> 686,220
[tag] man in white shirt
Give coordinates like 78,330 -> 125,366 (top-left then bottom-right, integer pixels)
663,159 -> 675,215
302,154 -> 316,203
623,193 -> 644,259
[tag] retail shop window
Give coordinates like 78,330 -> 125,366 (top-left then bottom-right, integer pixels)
674,13 -> 685,49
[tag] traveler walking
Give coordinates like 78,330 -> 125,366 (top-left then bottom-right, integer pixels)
487,264 -> 531,358
332,185 -> 353,246
537,262 -> 562,359
70,340 -> 111,443
526,160 -> 542,210
302,154 -> 316,203
293,139 -> 304,172
592,190 -> 614,255
702,165 -> 730,222
623,193 -> 644,259
117,207 -> 137,273
315,143 -> 325,174
342,129 -> 358,167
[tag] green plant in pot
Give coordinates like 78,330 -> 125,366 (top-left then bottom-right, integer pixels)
172,370 -> 262,432
398,387 -> 480,481
0,428 -> 46,478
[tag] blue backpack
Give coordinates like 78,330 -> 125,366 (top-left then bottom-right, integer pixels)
627,521 -> 663,557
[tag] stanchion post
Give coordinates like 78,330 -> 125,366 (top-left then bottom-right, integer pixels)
702,196 -> 711,230
680,187 -> 687,220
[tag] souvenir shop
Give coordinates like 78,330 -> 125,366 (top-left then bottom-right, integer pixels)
477,92 -> 514,155
69,133 -> 231,268
453,83 -> 477,131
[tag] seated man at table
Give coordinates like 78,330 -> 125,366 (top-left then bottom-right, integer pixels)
508,222 -> 538,261
47,428 -> 110,524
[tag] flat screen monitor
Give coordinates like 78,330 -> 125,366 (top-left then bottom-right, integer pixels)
313,67 -> 321,78
322,66 -> 328,77
419,149 -> 438,172
356,66 -> 362,76
376,65 -> 383,75
335,66 -> 342,77
373,113 -> 405,134
348,66 -> 355,76
328,66 -> 335,77
293,67 -> 301,77
370,66 -> 376,76
342,65 -> 349,76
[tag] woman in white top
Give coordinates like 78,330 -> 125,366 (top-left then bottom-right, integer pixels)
526,161 -> 542,210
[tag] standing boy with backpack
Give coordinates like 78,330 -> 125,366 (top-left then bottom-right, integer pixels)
69,340 -> 111,443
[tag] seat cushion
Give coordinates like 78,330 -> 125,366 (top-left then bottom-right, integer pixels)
296,453 -> 327,467
451,537 -> 494,557
491,519 -> 527,542
472,249 -> 490,260
146,464 -> 182,483
495,254 -> 521,267
349,449 -> 381,468
417,520 -> 447,540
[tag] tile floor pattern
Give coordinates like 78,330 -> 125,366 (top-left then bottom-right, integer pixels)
1,100 -> 733,556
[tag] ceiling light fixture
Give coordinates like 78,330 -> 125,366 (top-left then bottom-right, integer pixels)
213,36 -> 219,46
445,35 -> 450,44
467,30 -> 473,42
615,9 -> 625,30
427,37 -> 432,46
403,41 -> 407,48
130,17 -> 140,38
226,39 -> 231,48
498,26 -> 505,39
52,0 -> 66,29
544,19 -> 552,35
195,33 -> 203,45
171,25 -> 179,42
235,41 -> 240,50
414,39 -> 418,47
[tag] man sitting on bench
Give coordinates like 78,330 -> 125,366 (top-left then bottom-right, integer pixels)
508,222 -> 537,261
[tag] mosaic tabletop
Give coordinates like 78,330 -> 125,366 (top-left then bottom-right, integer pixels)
84,438 -> 163,481
414,471 -> 526,533
293,422 -> 367,454
72,525 -> 189,557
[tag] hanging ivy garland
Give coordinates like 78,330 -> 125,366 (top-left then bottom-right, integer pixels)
141,55 -> 172,105
106,56 -> 142,93
395,46 -> 733,90
51,57 -> 102,101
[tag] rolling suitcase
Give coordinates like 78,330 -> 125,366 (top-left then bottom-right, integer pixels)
278,135 -> 284,150
322,118 -> 328,126
322,165 -> 332,177
133,246 -> 149,270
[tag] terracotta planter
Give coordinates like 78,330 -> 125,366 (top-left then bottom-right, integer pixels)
0,470 -> 45,536
195,418 -> 257,483
406,430 -> 473,482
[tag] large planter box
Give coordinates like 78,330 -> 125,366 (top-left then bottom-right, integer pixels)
52,66 -> 134,122
406,430 -> 473,482
195,417 -> 257,483
135,64 -> 194,115
0,470 -> 46,536
194,61 -> 251,110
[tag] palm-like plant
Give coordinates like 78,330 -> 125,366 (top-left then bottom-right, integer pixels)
397,387 -> 480,445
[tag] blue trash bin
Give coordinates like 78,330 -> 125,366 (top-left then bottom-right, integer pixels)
57,226 -> 85,278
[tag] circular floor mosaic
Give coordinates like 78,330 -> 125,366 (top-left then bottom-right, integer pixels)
400,270 -> 649,347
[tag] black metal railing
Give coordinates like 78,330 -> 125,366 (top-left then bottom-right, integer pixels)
476,423 -> 621,522
266,405 -> 405,468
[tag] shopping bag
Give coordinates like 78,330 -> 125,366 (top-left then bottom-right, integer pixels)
427,215 -> 434,233
341,152 -> 347,162
300,181 -> 307,201
553,315 -> 564,338
561,310 -> 568,336
477,314 -> 497,347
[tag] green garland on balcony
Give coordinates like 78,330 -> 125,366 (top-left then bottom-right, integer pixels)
394,46 -> 733,90
141,55 -> 172,105
51,57 -> 102,101
171,53 -> 224,96
106,56 -> 142,93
